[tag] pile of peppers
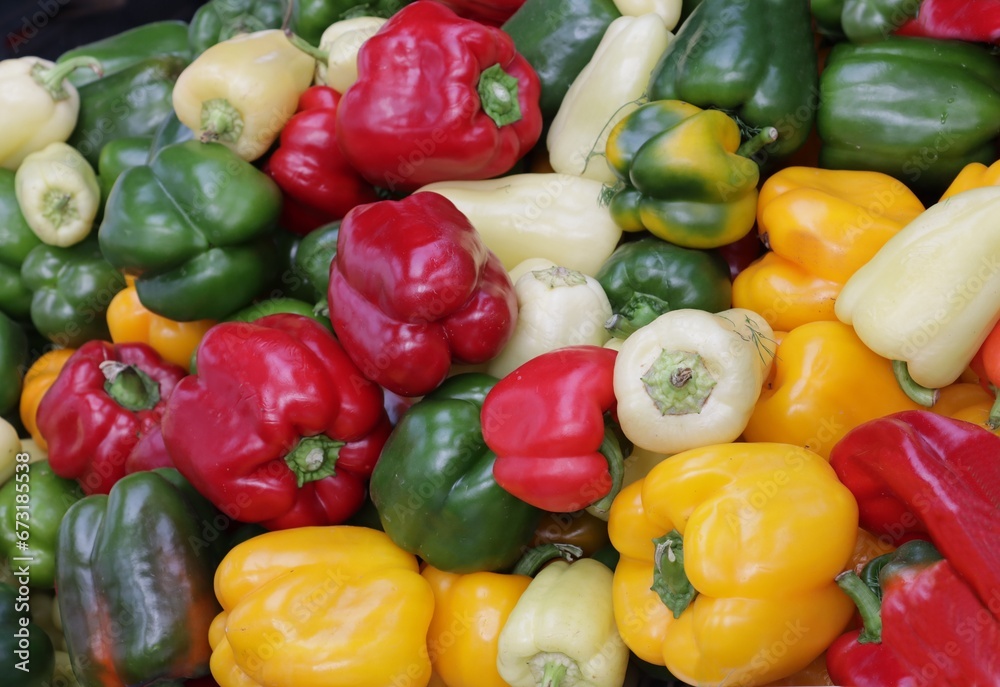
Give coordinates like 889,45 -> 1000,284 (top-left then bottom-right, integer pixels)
1,0 -> 999,686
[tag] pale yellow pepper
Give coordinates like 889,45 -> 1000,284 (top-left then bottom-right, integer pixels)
612,1 -> 682,29
312,17 -> 386,92
14,142 -> 100,247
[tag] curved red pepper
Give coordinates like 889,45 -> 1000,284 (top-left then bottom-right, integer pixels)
264,85 -> 379,236
160,313 -> 391,530
37,340 -> 187,495
895,0 -> 1000,44
329,192 -> 517,397
434,0 -> 527,25
480,345 -> 619,513
335,0 -> 542,192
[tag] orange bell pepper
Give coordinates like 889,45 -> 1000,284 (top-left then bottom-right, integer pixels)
733,167 -> 924,332
18,347 -> 74,451
940,159 -> 1000,200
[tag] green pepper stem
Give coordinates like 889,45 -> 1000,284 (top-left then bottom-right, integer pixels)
736,126 -> 778,158
511,543 -> 583,577
892,360 -> 939,407
606,292 -> 671,339
99,361 -> 161,412
541,662 -> 568,687
584,425 -> 625,518
478,64 -> 522,127
200,98 -> 245,144
987,384 -> 1000,430
835,570 -> 883,644
284,29 -> 329,63
284,435 -> 346,487
32,56 -> 103,100
651,530 -> 697,618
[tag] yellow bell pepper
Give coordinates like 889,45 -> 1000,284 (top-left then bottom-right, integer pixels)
743,320 -> 922,458
422,565 -> 531,687
107,276 -> 216,369
608,443 -> 858,686
209,526 -> 435,687
940,159 -> 1000,200
733,167 -> 924,332
312,16 -> 386,92
18,347 -> 75,452
932,380 -> 1000,435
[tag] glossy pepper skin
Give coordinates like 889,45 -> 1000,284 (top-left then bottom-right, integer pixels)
291,0 -> 413,46
99,140 -> 282,322
56,469 -> 227,687
608,443 -> 859,686
293,220 -> 339,301
188,0 -> 286,54
37,340 -> 187,495
370,373 -> 542,573
0,169 -> 42,321
97,135 -> 154,202
0,311 -> 27,418
0,582 -> 55,687
595,236 -> 732,339
818,37 -> 1000,198
833,0 -> 1000,44
647,0 -> 818,160
971,321 -> 1000,428
264,86 -> 378,236
336,1 -> 542,192
208,526 -> 434,687
436,0 -> 527,25
162,314 -> 391,530
481,345 -> 621,513
19,348 -> 74,451
329,193 -> 517,397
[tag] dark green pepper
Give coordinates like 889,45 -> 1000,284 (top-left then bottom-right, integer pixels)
99,140 -> 282,322
502,0 -> 621,122
269,228 -> 319,304
68,55 -> 189,168
97,135 -> 153,203
148,110 -> 196,159
56,469 -> 227,687
370,373 -> 542,574
226,297 -> 331,330
0,460 -> 83,589
647,0 -> 818,161
596,236 -> 733,339
189,0 -> 287,54
811,0 -> 848,38
293,220 -> 340,301
817,36 -> 1000,198
0,311 -> 28,417
0,583 -> 54,687
291,0 -> 414,46
20,237 -> 126,347
0,170 -> 42,322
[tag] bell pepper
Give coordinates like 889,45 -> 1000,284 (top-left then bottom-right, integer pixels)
208,526 -> 434,687
932,380 -> 1000,434
0,582 -> 55,687
435,0 -> 527,25
940,158 -> 1000,201
17,348 -> 73,453
188,0 -> 286,55
530,510 -> 611,558
173,30 -> 316,162
14,142 -> 100,248
0,460 -> 83,589
0,418 -> 21,486
57,469 -> 227,687
970,319 -> 1000,428
0,169 -> 41,321
596,236 -> 732,339
481,345 -> 624,513
834,0 -> 1000,45
0,311 -> 27,419
335,1 -> 542,192
733,167 -> 925,332
0,55 -> 102,170
264,85 -> 378,236
501,0 -> 621,122
835,185 -> 1000,394
162,314 -> 390,530
308,16 -> 387,92
98,140 -> 282,322
497,558 -> 630,687
818,37 -> 1000,198
97,135 -> 155,202
149,109 -> 196,156
329,192 -> 517,397
292,220 -> 339,302
290,0 -> 413,46
614,308 -> 774,455
37,340 -> 186,495
370,373 -> 542,572
613,0 -> 681,26
647,0 -> 818,161
743,321 -> 923,459
546,14 -> 672,184
608,443 -> 859,685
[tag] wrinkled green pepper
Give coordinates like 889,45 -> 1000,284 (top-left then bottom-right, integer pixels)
20,236 -> 126,347
99,140 -> 282,322
596,236 -> 733,338
0,312 -> 27,417
818,36 -> 1000,198
189,0 -> 287,54
293,220 -> 340,301
0,170 -> 41,322
97,136 -> 153,202
0,460 -> 83,589
647,0 -> 818,160
370,373 -> 542,574
0,583 -> 55,687
291,0 -> 414,46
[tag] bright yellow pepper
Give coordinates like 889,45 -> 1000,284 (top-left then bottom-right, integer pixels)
209,526 -> 435,687
932,380 -> 1000,435
742,320 -> 923,458
733,167 -> 924,332
107,276 -> 215,369
940,159 -> 1000,200
608,443 -> 858,686
422,566 -> 531,687
18,347 -> 74,451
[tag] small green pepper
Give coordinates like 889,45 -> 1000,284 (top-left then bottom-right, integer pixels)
189,0 -> 287,54
0,170 -> 42,321
291,0 -> 414,46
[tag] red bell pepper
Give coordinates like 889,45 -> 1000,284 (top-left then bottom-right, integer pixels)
264,85 -> 379,236
37,341 -> 187,495
335,0 -> 542,192
160,313 -> 391,530
894,0 -> 1000,44
328,192 -> 517,397
433,0 -> 528,25
480,345 -> 624,513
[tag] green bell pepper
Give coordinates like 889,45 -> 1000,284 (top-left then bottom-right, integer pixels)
68,55 -> 189,168
189,0 -> 287,54
21,236 -> 125,348
293,220 -> 340,301
0,460 -> 83,589
0,170 -> 42,322
596,236 -> 733,339
502,0 -> 622,122
647,0 -> 818,161
56,468 -> 229,687
270,228 -> 320,304
370,373 -> 542,574
815,0 -> 920,43
149,110 -> 196,158
97,136 -> 153,203
0,583 -> 55,687
291,0 -> 414,46
817,36 -> 1000,198
99,140 -> 282,322
811,0 -> 848,38
0,312 -> 27,417
226,297 -> 332,330
56,20 -> 192,88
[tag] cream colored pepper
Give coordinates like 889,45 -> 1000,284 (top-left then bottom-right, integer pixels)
15,142 -> 100,247
312,17 -> 386,92
612,0 -> 682,30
